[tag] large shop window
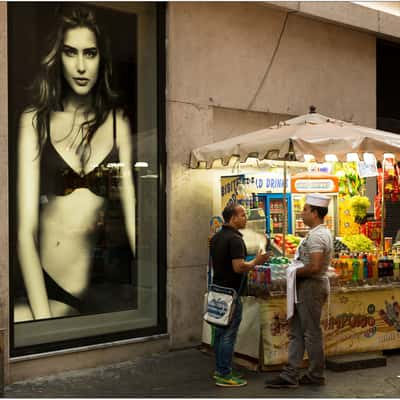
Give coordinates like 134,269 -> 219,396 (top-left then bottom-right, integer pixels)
8,2 -> 166,355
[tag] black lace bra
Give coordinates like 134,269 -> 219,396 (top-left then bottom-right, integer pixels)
40,109 -> 119,198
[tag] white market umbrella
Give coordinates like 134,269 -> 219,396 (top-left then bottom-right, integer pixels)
190,111 -> 400,252
189,112 -> 400,168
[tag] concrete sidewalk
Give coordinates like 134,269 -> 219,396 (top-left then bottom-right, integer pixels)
4,348 -> 400,398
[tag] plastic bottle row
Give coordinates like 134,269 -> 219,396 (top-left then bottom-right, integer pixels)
333,251 -> 400,281
237,193 -> 259,210
247,252 -> 400,298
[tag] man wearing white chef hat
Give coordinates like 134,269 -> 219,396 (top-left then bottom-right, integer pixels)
266,193 -> 333,388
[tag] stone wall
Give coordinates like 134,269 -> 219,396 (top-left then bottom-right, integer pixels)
166,1 -> 376,348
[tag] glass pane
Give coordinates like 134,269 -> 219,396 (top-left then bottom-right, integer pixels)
9,2 -> 161,350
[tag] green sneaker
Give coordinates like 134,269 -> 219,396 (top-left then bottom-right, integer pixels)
213,370 -> 244,380
215,374 -> 247,387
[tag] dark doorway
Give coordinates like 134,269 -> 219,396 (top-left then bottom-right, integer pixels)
377,39 -> 400,134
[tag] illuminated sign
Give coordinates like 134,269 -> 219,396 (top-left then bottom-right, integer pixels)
291,175 -> 339,193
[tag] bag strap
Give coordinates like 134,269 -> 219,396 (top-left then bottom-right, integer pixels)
207,252 -> 213,290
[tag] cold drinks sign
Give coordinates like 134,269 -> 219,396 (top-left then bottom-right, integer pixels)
258,174 -> 291,192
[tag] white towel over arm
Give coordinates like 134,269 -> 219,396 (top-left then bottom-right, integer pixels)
286,260 -> 304,320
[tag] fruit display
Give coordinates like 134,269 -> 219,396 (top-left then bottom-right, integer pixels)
273,233 -> 302,255
338,195 -> 360,236
334,162 -> 363,197
341,234 -> 376,252
350,196 -> 371,224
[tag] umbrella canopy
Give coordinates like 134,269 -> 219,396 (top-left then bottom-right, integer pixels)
189,113 -> 400,168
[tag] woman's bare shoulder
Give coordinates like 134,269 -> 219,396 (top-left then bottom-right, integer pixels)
114,108 -> 131,126
114,108 -> 133,137
19,108 -> 38,129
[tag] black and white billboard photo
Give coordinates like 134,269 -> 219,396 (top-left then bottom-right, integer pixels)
9,2 -> 163,352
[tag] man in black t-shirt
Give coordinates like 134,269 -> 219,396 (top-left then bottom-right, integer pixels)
210,204 -> 269,387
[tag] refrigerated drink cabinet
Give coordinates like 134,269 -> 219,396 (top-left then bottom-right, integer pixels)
291,193 -> 338,237
257,194 -> 292,236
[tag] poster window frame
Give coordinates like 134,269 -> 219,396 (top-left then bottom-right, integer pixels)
7,2 -> 167,357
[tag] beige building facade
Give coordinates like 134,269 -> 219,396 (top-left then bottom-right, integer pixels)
0,1 -> 400,384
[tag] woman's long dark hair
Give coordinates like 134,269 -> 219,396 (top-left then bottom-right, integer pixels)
29,6 -> 118,160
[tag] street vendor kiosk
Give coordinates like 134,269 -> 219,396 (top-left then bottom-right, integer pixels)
204,163 -> 400,369
193,112 -> 400,370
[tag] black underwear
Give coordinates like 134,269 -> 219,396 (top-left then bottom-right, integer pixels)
40,109 -> 120,197
43,269 -> 84,312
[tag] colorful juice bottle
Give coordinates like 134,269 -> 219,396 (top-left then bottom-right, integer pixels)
337,254 -> 343,280
367,253 -> 373,279
340,253 -> 347,281
345,253 -> 353,282
378,254 -> 384,278
252,193 -> 259,209
335,258 -> 342,279
360,253 -> 368,280
382,252 -> 389,277
248,269 -> 255,288
372,253 -> 379,280
352,253 -> 359,282
246,193 -> 252,210
358,253 -> 364,281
